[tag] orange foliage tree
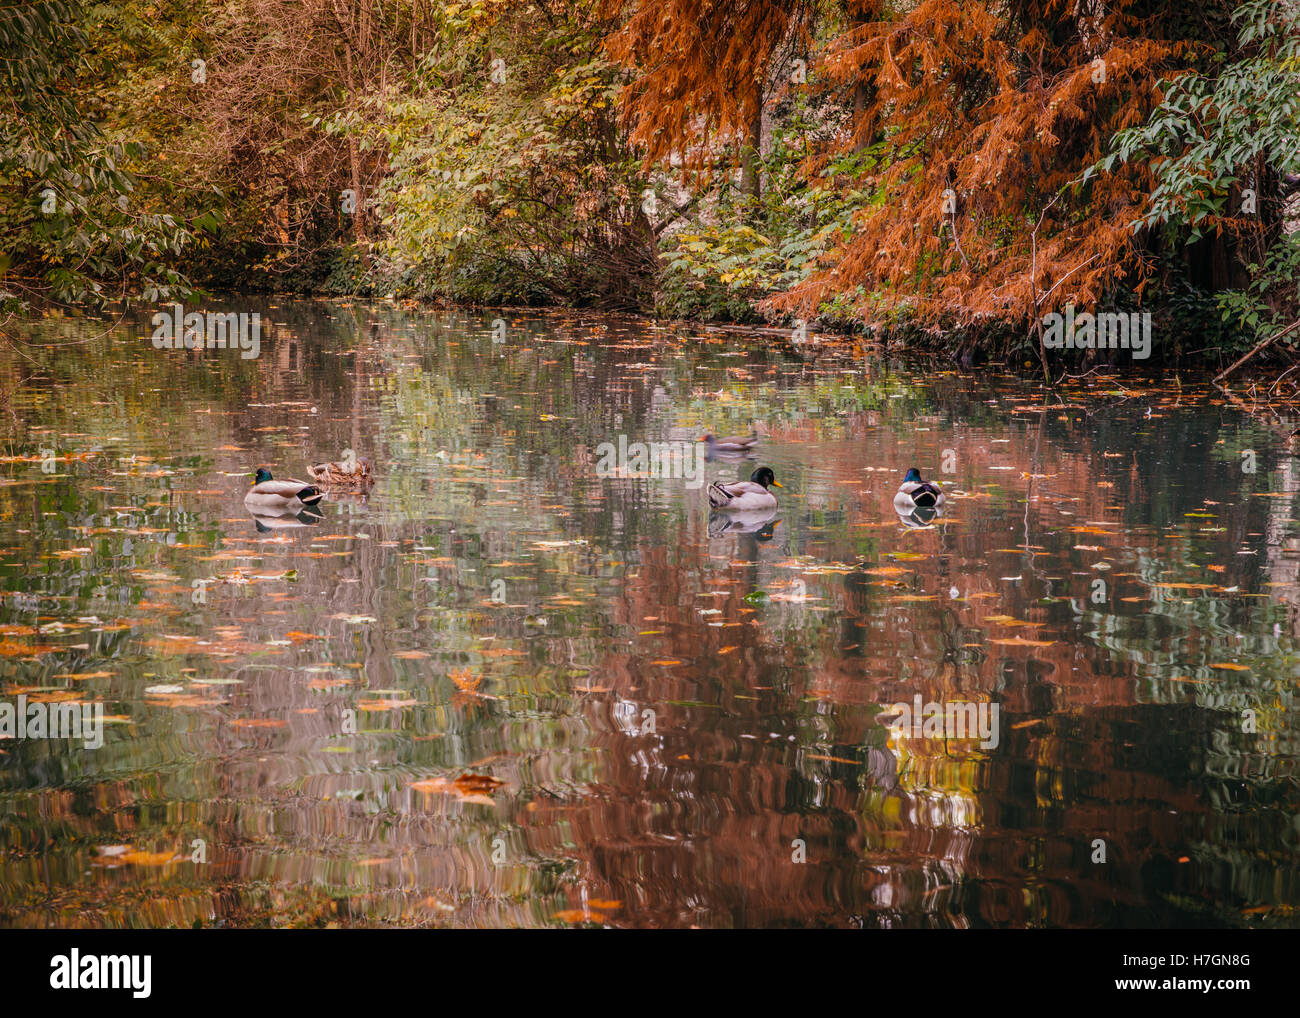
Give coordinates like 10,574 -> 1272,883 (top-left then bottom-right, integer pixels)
605,0 -> 817,199
607,0 -> 1217,345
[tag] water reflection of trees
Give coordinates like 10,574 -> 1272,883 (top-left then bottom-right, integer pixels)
1,308 -> 1298,927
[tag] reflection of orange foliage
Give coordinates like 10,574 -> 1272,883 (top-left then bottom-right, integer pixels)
449,667 -> 480,692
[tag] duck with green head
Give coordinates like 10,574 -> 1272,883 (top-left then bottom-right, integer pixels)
707,466 -> 783,511
894,467 -> 945,512
245,468 -> 324,510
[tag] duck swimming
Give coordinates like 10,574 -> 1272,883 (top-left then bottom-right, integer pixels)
699,430 -> 760,456
307,456 -> 374,489
244,468 -> 323,511
707,466 -> 783,511
893,467 -> 945,513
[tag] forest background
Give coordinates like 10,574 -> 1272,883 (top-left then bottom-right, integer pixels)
5,0 -> 1300,367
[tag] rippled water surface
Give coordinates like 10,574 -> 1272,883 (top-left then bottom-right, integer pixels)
2,300 -> 1298,928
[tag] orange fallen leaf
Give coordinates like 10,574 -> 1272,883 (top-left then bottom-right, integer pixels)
0,640 -> 59,656
410,772 -> 503,805
454,772 -> 504,795
23,691 -> 82,703
119,850 -> 180,866
553,909 -> 606,924
358,698 -> 418,711
803,753 -> 861,765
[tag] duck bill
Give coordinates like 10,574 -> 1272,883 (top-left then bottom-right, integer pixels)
771,481 -> 784,488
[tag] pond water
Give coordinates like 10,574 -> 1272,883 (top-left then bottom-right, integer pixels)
1,299 -> 1298,928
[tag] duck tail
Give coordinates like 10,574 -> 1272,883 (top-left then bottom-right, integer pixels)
707,482 -> 732,509
912,483 -> 941,508
299,485 -> 324,505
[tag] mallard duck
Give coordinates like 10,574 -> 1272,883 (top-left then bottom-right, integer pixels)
699,430 -> 760,456
707,466 -> 783,511
894,468 -> 945,512
244,468 -> 323,510
307,456 -> 373,488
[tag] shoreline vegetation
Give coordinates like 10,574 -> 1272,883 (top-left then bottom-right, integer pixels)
5,1 -> 1300,383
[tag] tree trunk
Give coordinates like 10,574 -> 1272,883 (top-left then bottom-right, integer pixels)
852,13 -> 873,152
342,42 -> 370,267
739,100 -> 763,200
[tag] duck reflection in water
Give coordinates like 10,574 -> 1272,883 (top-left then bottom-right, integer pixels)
248,505 -> 325,532
895,503 -> 944,529
708,509 -> 779,540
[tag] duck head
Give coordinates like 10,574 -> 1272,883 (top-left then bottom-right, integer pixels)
751,466 -> 783,489
903,467 -> 923,484
253,468 -> 274,484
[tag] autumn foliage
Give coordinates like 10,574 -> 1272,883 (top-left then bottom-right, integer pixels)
9,0 -> 1294,362
607,0 -> 1216,341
